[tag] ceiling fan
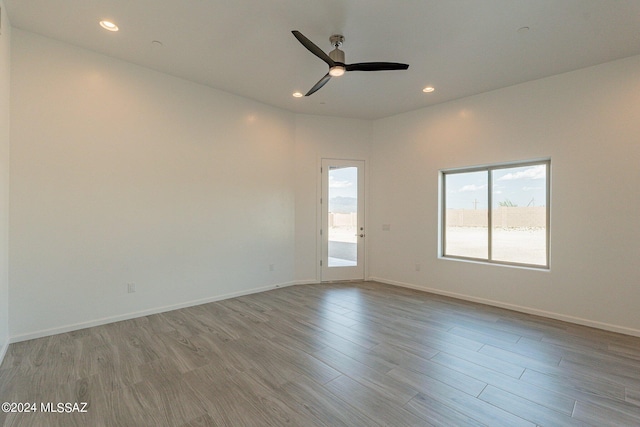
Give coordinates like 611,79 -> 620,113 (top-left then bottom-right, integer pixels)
292,30 -> 409,96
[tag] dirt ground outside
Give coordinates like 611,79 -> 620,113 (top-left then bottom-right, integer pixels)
445,226 -> 547,266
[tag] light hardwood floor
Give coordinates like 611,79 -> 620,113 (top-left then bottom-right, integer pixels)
1,281 -> 640,426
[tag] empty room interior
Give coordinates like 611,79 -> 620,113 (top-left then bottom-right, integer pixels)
1,1 -> 640,426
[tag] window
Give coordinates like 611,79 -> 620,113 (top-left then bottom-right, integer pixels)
441,160 -> 550,268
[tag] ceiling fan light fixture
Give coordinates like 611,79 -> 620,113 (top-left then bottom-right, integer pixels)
329,65 -> 346,77
292,91 -> 304,98
423,86 -> 435,93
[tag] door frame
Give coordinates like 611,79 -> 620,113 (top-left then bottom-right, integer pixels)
318,158 -> 367,282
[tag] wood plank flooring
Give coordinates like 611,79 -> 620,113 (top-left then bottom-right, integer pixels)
1,281 -> 640,426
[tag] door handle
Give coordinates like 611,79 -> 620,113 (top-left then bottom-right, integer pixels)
359,234 -> 365,238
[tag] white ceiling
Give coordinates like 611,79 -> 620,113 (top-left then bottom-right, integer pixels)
5,0 -> 640,120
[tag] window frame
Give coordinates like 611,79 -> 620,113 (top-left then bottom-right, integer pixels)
440,159 -> 551,269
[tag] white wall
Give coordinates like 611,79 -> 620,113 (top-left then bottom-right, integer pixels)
0,0 -> 11,358
294,114 -> 372,283
10,30 -> 296,340
7,25 -> 640,343
370,55 -> 640,335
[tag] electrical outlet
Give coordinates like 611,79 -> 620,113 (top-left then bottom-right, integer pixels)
415,263 -> 421,272
127,283 -> 136,293
269,264 -> 275,272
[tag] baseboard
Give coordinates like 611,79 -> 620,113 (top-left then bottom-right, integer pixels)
10,280 -> 298,343
0,339 -> 8,366
370,276 -> 640,338
294,279 -> 319,285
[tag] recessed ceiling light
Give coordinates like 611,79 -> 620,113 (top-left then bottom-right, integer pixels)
99,20 -> 119,32
292,92 -> 304,98
423,86 -> 435,93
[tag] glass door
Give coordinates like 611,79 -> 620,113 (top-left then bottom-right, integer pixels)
321,159 -> 365,281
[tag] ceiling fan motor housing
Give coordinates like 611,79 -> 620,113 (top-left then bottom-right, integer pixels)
329,47 -> 345,63
329,34 -> 345,63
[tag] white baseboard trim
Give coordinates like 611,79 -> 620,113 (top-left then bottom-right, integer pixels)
10,280 -> 298,344
294,279 -> 319,285
370,276 -> 640,338
0,340 -> 8,366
